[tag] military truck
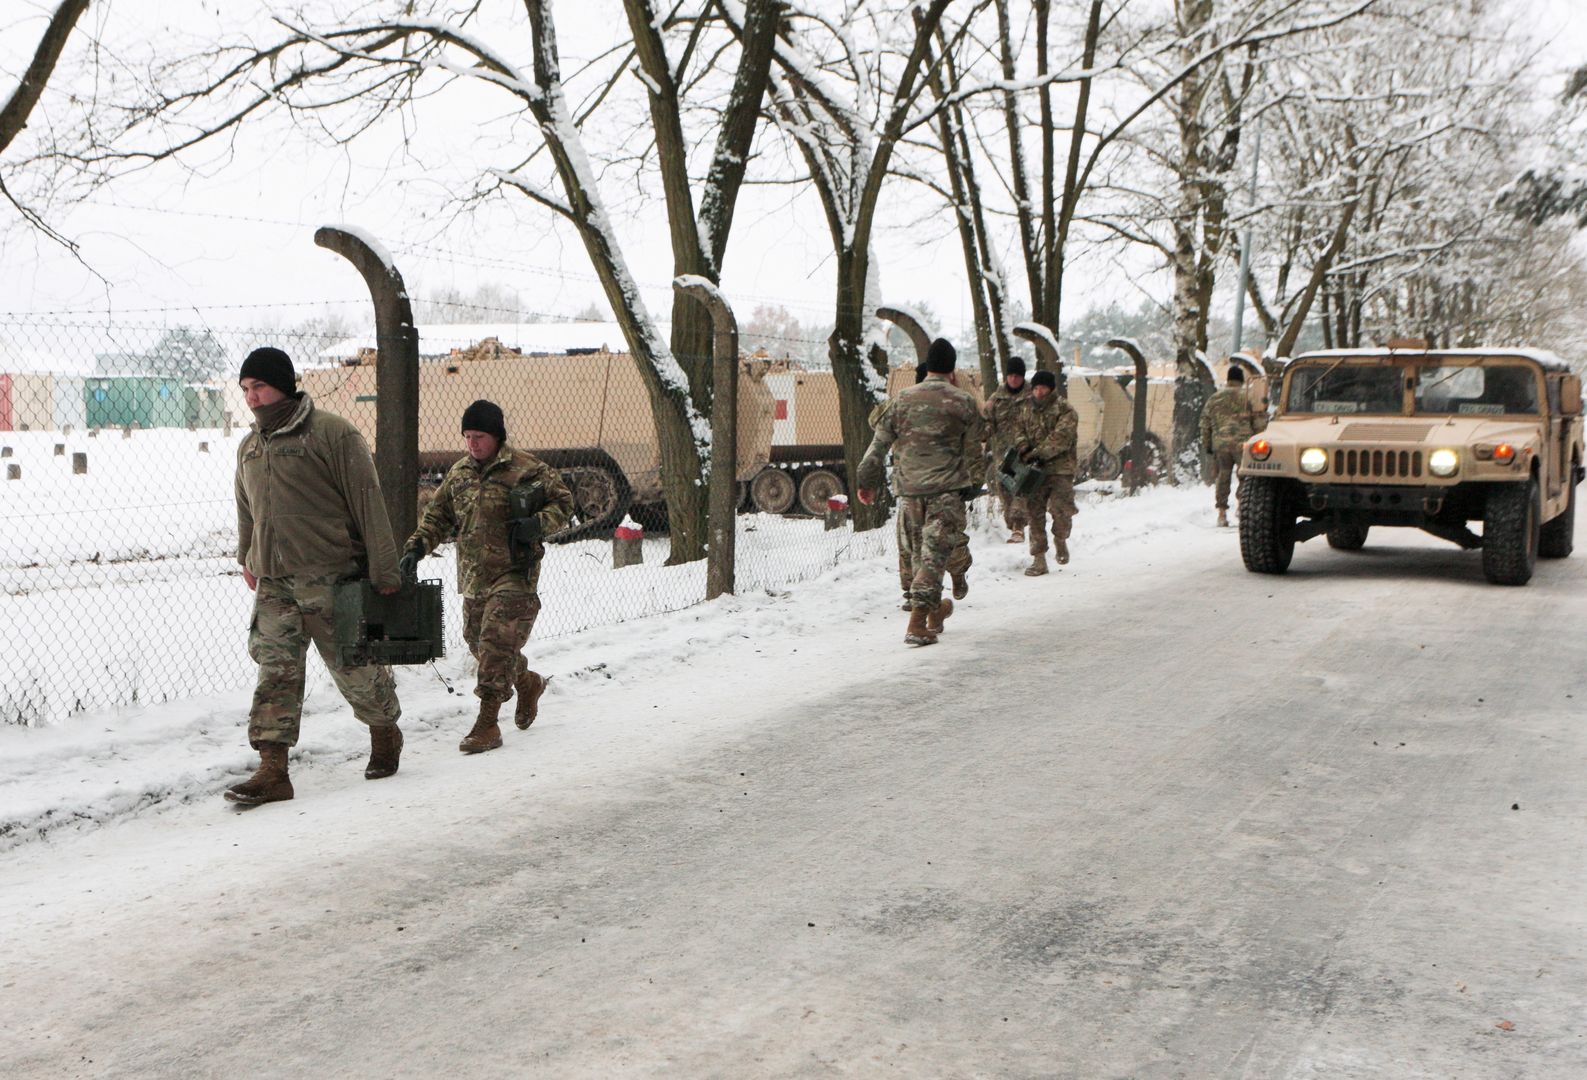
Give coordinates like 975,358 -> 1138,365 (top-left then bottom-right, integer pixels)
298,342 -> 775,539
1237,347 -> 1584,585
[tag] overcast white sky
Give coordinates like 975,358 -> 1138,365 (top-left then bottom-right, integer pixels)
1,0 -> 1584,350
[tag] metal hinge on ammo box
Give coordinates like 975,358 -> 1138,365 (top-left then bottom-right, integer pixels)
333,579 -> 445,666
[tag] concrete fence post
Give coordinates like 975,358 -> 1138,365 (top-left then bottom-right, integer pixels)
1107,338 -> 1152,496
314,225 -> 420,542
673,276 -> 739,601
73,452 -> 88,475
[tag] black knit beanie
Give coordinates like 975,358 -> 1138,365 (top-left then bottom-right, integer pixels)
239,347 -> 296,397
1031,370 -> 1057,391
925,338 -> 957,374
461,399 -> 507,442
1006,357 -> 1026,377
1228,365 -> 1246,384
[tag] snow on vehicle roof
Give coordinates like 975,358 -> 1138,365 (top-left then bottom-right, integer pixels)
1292,347 -> 1573,373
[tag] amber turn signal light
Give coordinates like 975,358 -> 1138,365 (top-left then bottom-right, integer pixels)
1250,439 -> 1272,461
1493,443 -> 1515,464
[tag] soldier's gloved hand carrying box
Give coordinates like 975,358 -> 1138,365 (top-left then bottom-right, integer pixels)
333,578 -> 445,667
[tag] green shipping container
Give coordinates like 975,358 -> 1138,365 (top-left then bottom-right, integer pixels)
85,376 -> 191,429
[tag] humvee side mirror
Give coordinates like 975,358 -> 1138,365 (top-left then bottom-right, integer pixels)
1563,375 -> 1583,417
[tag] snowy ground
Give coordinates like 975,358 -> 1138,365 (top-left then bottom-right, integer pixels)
0,428 -> 887,725
1,485 -> 1584,1077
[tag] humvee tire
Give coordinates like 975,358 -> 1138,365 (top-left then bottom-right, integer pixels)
1326,523 -> 1370,550
1239,476 -> 1295,574
1483,478 -> 1540,585
1539,477 -> 1575,559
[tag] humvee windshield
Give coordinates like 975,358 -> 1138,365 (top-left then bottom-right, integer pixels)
1414,364 -> 1539,416
1287,363 -> 1404,415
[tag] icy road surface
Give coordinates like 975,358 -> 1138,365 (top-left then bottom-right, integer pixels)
2,488 -> 1584,1078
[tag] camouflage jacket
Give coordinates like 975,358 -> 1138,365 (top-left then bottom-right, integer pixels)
1199,386 -> 1267,451
983,382 -> 1029,457
235,393 -> 400,590
406,445 -> 574,597
858,375 -> 986,497
1013,393 -> 1081,477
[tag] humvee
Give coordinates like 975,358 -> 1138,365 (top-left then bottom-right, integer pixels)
1238,347 -> 1584,585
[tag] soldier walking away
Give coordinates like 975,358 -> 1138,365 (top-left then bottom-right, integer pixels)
873,363 -> 975,610
226,347 -> 405,806
857,339 -> 986,646
1199,365 -> 1268,527
1014,370 -> 1081,577
403,400 -> 574,754
983,357 -> 1030,545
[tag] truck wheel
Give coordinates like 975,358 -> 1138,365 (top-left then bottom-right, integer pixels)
1326,523 -> 1370,550
1539,475 -> 1575,559
1482,478 -> 1540,585
796,468 -> 845,516
1239,476 -> 1296,574
750,467 -> 796,515
1089,445 -> 1122,482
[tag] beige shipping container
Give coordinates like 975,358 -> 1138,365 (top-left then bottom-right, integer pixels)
10,373 -> 56,431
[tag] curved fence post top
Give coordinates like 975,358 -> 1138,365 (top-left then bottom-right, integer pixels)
875,306 -> 933,365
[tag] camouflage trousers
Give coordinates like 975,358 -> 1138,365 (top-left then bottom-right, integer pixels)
1213,446 -> 1244,511
463,588 -> 542,704
1023,474 -> 1078,554
247,569 -> 401,749
896,512 -> 971,594
897,491 -> 969,610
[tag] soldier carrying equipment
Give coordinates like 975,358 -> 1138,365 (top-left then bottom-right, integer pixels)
998,446 -> 1046,499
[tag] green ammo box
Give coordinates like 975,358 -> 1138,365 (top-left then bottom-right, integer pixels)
332,579 -> 445,667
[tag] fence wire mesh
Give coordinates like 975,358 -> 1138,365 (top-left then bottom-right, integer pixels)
0,315 -> 895,726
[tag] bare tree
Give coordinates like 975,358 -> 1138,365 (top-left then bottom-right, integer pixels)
55,1 -> 785,564
0,0 -> 94,245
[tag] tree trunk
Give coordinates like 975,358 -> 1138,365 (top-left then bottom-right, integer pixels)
830,249 -> 888,532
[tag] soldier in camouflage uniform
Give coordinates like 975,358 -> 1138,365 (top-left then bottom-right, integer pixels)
982,356 -> 1030,543
858,339 -> 986,647
403,400 -> 574,754
226,347 -> 404,806
871,363 -> 974,610
1199,365 -> 1268,526
1013,369 -> 1081,576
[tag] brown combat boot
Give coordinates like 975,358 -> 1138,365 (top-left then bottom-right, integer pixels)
950,570 -> 969,599
514,671 -> 548,730
460,699 -> 504,754
903,606 -> 938,647
1007,528 -> 1025,544
1024,553 -> 1049,577
364,724 -> 403,780
900,594 -> 913,611
926,597 -> 953,634
224,742 -> 293,805
1217,508 -> 1229,528
1055,540 -> 1070,565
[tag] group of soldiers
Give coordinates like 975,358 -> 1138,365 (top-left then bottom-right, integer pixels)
225,347 -> 573,806
222,342 -> 1267,803
857,339 -> 1082,648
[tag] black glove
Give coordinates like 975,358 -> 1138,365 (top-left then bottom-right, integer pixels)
398,548 -> 421,582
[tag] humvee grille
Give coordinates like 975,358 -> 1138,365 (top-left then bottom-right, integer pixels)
1340,423 -> 1434,442
1333,448 -> 1423,479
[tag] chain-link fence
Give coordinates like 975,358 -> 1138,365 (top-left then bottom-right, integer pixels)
0,314 -> 896,726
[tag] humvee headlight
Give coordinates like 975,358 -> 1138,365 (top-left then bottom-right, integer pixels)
1249,439 -> 1272,461
1429,449 -> 1460,477
1492,443 -> 1516,465
1299,447 -> 1328,475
